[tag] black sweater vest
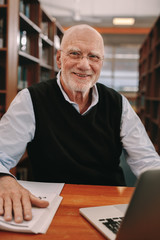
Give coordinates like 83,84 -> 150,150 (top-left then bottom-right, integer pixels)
27,79 -> 125,186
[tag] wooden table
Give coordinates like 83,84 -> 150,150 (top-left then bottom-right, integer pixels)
0,184 -> 134,239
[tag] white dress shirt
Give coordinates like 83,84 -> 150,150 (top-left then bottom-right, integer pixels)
0,72 -> 160,177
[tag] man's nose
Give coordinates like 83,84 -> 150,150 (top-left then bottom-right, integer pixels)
76,56 -> 91,69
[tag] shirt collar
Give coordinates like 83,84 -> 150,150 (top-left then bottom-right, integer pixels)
56,71 -> 99,114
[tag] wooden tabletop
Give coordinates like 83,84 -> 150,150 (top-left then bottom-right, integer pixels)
0,184 -> 134,240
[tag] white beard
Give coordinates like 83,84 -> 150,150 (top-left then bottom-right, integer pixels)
61,72 -> 94,95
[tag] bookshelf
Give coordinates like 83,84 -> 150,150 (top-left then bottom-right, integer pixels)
137,16 -> 160,153
54,21 -> 64,73
39,8 -> 55,82
0,0 -> 64,178
0,0 -> 19,118
0,0 -> 64,116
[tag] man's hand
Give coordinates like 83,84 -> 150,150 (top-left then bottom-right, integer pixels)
0,175 -> 49,223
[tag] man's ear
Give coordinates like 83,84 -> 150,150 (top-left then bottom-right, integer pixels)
56,50 -> 61,69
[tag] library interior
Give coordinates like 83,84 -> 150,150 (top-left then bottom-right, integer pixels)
0,0 -> 160,239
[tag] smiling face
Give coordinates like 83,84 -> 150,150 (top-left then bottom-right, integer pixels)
56,25 -> 104,99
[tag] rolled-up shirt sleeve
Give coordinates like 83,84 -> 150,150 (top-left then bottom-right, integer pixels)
121,95 -> 160,177
0,88 -> 35,175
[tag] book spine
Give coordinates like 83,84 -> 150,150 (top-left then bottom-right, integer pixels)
0,18 -> 4,48
18,65 -> 28,89
0,0 -> 5,4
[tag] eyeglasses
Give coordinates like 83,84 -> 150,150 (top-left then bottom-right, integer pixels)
60,50 -> 104,63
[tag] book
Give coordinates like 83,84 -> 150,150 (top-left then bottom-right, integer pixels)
40,70 -> 51,82
24,3 -> 30,18
19,1 -> 30,18
0,180 -> 64,234
41,22 -> 49,37
0,18 -> 4,48
19,0 -> 24,13
0,0 -> 5,4
17,65 -> 28,89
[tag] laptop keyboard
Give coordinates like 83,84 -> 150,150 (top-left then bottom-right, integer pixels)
99,217 -> 124,234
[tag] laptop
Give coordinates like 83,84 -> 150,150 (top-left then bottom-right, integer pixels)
79,169 -> 160,240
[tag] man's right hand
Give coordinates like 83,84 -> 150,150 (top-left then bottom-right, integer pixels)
0,175 -> 49,223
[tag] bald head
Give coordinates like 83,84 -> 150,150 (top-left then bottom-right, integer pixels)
56,24 -> 104,101
61,24 -> 104,55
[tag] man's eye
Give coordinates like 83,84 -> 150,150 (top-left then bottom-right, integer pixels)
89,55 -> 99,59
69,51 -> 80,56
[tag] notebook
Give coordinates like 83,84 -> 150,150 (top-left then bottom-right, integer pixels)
79,169 -> 160,240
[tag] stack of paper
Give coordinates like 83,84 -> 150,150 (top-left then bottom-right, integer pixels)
0,180 -> 64,234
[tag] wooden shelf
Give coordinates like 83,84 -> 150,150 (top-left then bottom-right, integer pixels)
137,16 -> 160,154
40,33 -> 54,46
19,12 -> 41,33
19,50 -> 40,63
0,47 -> 6,51
40,62 -> 53,70
0,90 -> 6,93
0,4 -> 7,10
0,0 -> 64,179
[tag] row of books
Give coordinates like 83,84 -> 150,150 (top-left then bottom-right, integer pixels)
41,21 -> 55,42
41,22 -> 49,37
40,70 -> 51,82
19,0 -> 30,18
20,30 -> 53,66
18,65 -> 28,89
18,65 -> 52,89
0,1 -> 7,118
39,37 -> 54,65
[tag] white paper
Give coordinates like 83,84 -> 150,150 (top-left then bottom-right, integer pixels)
0,181 -> 64,234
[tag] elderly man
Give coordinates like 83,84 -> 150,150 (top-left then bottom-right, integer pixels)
0,24 -> 160,223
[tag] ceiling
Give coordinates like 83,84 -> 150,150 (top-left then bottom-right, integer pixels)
39,0 -> 160,28
39,0 -> 160,46
39,0 -> 159,92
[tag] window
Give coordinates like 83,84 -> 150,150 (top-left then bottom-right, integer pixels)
99,45 -> 139,92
